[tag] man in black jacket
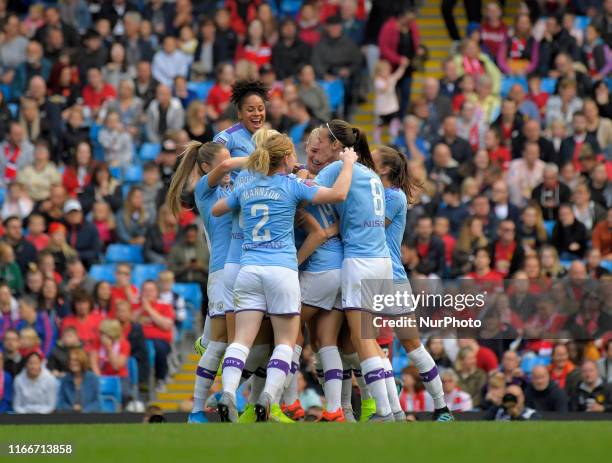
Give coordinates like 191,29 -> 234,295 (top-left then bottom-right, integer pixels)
525,366 -> 568,412
63,200 -> 101,269
437,116 -> 472,166
409,216 -> 446,277
560,111 -> 602,166
531,164 -> 572,221
569,360 -> 612,412
512,119 -> 557,164
2,216 -> 37,278
538,14 -> 579,75
122,12 -> 155,70
272,19 -> 312,80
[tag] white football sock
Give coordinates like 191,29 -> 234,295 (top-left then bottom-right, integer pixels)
361,356 -> 391,417
192,341 -> 227,413
382,357 -> 402,414
221,342 -> 249,399
319,345 -> 343,412
282,344 -> 302,405
262,344 -> 293,403
408,344 -> 446,410
343,351 -> 371,400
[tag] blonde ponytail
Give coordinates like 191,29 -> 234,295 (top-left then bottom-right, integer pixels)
246,146 -> 271,174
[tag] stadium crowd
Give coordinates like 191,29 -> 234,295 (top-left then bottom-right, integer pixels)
0,0 -> 610,419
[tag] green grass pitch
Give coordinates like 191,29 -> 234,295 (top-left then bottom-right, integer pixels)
0,422 -> 610,462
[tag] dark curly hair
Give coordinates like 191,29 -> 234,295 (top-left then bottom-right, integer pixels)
230,80 -> 269,110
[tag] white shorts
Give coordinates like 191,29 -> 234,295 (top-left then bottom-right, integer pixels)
341,257 -> 392,312
207,269 -> 225,318
222,263 -> 241,313
233,265 -> 301,316
300,269 -> 342,311
377,280 -> 416,316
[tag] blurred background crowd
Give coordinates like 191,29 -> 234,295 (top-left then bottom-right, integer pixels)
0,0 -> 610,418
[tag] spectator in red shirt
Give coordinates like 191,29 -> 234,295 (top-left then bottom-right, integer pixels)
90,318 -> 130,404
134,280 -> 174,391
399,365 -> 427,413
206,63 -> 234,121
298,3 -> 322,47
458,338 -> 499,373
484,128 -> 511,170
60,289 -> 102,353
110,263 -> 139,318
235,19 -> 271,70
489,220 -> 525,277
224,0 -> 260,38
466,248 -> 504,292
434,216 -> 456,267
62,141 -> 95,197
82,67 -> 116,119
480,2 -> 507,60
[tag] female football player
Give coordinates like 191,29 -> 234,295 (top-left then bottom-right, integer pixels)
371,146 -> 453,422
166,141 -> 247,424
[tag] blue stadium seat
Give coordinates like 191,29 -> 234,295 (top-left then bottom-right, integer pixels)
574,16 -> 590,30
319,80 -> 344,114
146,340 -> 155,368
187,80 -> 214,100
540,77 -> 557,94
132,263 -> 166,288
99,376 -> 122,413
139,143 -> 161,161
601,260 -> 612,273
109,166 -> 122,180
560,259 -> 573,269
280,0 -> 302,17
123,165 -> 144,184
173,283 -> 203,311
544,220 -> 556,238
7,103 -> 18,118
501,76 -> 528,98
106,244 -> 144,264
520,353 -> 551,375
0,188 -> 5,206
0,83 -> 11,101
89,264 -> 117,283
90,123 -> 105,161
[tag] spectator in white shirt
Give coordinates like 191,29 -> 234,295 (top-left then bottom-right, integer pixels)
507,141 -> 546,208
426,369 -> 473,412
151,35 -> 191,87
13,352 -> 58,414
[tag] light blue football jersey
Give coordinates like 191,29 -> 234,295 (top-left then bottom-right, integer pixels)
226,173 -> 320,271
384,187 -> 408,282
315,161 -> 390,259
213,123 -> 255,180
194,174 -> 232,273
297,202 -> 343,272
225,169 -> 257,265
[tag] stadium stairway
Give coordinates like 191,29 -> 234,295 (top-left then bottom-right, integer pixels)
151,0 -> 522,413
353,0 -> 519,145
153,352 -> 201,412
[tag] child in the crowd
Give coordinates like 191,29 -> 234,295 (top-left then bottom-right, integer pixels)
178,24 -> 198,57
0,242 -> 23,296
25,213 -> 49,252
46,326 -> 82,377
18,326 -> 42,358
110,263 -> 140,317
452,74 -> 478,113
141,162 -> 163,220
91,201 -> 116,249
373,59 -> 408,144
98,111 -> 133,167
484,128 -> 511,170
527,74 -> 549,121
157,270 -> 186,331
43,225 -> 77,278
1,182 -> 33,221
16,296 -> 55,358
434,216 -> 456,269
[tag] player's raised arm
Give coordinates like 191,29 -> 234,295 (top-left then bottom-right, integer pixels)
296,209 -> 339,265
311,148 -> 357,204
